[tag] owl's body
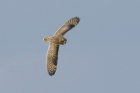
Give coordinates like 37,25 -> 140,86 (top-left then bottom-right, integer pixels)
43,17 -> 80,76
44,36 -> 67,45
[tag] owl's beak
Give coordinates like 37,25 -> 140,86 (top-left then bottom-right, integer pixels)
64,40 -> 67,44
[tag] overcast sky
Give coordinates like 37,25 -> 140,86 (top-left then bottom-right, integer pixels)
1,0 -> 140,93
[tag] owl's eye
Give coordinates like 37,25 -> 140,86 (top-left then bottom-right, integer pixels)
61,41 -> 64,43
60,40 -> 66,45
61,40 -> 65,44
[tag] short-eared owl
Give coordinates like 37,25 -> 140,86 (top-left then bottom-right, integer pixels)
43,17 -> 80,76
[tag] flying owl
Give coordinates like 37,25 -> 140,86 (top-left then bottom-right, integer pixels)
43,17 -> 80,76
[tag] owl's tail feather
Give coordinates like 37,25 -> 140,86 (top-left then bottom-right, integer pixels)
43,37 -> 51,42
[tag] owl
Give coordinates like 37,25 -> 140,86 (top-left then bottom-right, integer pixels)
43,17 -> 80,76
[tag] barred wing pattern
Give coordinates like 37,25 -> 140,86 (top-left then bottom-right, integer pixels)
54,17 -> 80,36
46,17 -> 80,76
47,43 -> 59,76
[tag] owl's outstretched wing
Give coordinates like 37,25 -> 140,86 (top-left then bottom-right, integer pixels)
54,17 -> 80,36
47,43 -> 59,76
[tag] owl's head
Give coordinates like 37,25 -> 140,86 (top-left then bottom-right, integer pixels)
59,37 -> 67,45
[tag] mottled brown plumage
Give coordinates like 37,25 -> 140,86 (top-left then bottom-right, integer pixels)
43,17 -> 80,76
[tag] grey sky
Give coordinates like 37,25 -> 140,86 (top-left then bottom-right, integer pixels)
0,0 -> 140,93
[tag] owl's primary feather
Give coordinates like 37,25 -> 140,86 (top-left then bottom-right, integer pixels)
44,17 -> 80,76
54,17 -> 80,36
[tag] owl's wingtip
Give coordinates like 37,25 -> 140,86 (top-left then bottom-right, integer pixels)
74,16 -> 80,19
48,71 -> 56,76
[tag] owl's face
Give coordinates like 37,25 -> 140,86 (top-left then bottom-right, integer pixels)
59,38 -> 67,45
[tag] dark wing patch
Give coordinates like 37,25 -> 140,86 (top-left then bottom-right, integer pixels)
47,43 -> 59,76
54,17 -> 80,36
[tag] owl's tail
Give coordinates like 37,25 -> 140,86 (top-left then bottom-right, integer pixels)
43,37 -> 51,42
